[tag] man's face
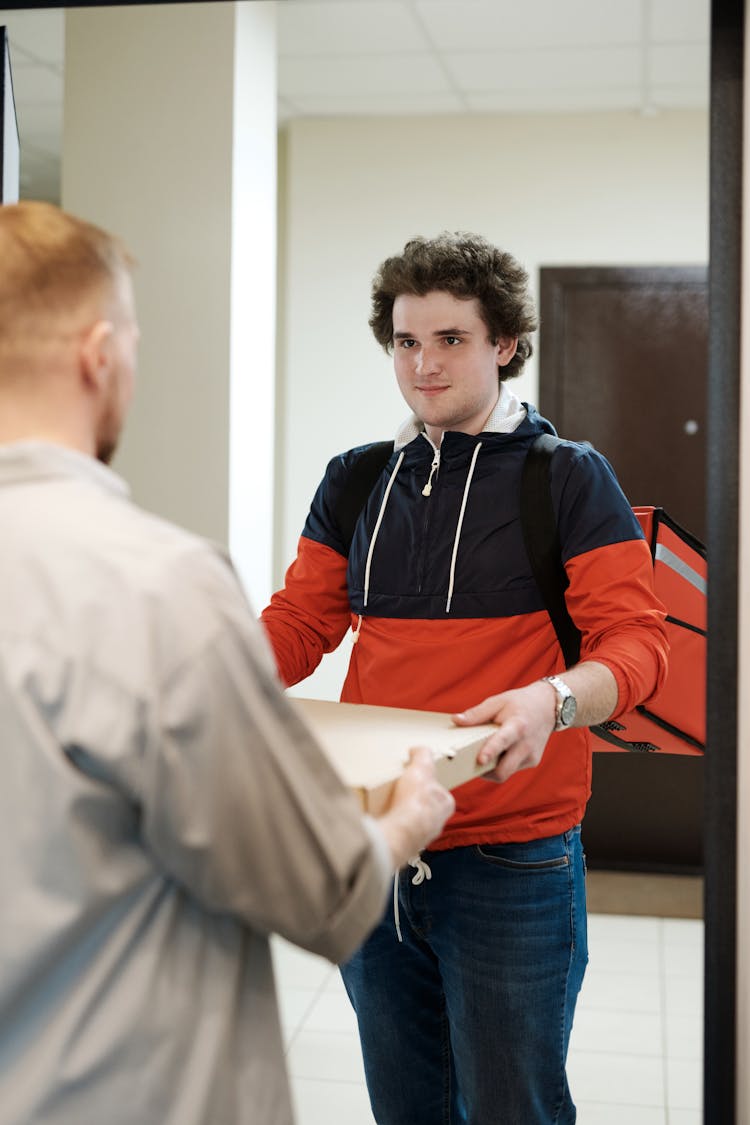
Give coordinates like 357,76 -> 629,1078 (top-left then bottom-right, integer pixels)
392,290 -> 517,445
96,272 -> 140,465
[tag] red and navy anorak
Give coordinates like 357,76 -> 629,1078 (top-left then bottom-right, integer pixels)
262,406 -> 669,849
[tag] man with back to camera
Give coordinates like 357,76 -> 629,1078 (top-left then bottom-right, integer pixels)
0,201 -> 456,1125
261,232 -> 670,1124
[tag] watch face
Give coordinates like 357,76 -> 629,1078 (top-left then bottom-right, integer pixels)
560,695 -> 577,726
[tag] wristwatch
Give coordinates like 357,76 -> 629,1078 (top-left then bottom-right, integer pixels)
542,675 -> 577,731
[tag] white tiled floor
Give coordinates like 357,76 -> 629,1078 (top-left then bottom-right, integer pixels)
272,912 -> 703,1125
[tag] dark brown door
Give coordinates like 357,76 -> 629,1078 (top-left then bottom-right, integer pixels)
539,266 -> 708,872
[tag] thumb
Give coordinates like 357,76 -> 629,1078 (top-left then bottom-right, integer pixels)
405,744 -> 435,768
452,696 -> 501,727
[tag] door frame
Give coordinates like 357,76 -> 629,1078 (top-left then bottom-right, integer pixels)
705,2 -> 743,1121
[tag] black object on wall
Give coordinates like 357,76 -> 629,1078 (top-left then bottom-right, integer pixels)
0,26 -> 20,203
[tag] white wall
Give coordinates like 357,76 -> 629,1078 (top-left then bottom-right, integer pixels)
228,1 -> 277,610
277,109 -> 709,699
62,2 -> 277,611
63,4 -> 233,547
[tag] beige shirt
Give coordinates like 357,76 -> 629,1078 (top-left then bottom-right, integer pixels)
0,443 -> 391,1125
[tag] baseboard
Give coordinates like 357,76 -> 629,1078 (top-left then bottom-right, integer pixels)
586,869 -> 704,919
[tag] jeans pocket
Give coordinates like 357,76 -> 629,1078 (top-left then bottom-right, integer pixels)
474,840 -> 570,871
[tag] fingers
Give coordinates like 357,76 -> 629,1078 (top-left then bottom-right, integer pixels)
475,721 -> 518,767
482,745 -> 535,784
474,719 -> 545,783
400,746 -> 455,818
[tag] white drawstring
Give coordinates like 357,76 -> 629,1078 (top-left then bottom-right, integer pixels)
393,855 -> 433,943
393,875 -> 402,942
362,451 -> 405,609
422,449 -> 440,496
409,855 -> 432,884
446,441 -> 482,613
357,439 -> 483,626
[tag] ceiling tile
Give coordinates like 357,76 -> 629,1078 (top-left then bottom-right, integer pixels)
650,44 -> 709,86
278,0 -> 428,55
650,84 -> 710,110
277,94 -> 298,121
414,0 -> 643,52
2,39 -> 38,66
280,52 -> 452,97
281,90 -> 465,116
18,147 -> 60,204
7,59 -> 62,105
443,46 -> 641,92
650,0 -> 710,42
15,100 -> 61,155
0,8 -> 63,66
464,87 -> 643,114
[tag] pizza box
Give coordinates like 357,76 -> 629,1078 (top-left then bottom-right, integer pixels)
291,697 -> 498,815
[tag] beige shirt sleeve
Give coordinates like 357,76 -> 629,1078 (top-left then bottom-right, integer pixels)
137,548 -> 391,964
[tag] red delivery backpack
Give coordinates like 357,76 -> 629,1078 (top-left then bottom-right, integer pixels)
521,434 -> 706,756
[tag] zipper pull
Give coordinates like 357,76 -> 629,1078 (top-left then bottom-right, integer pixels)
422,450 -> 440,497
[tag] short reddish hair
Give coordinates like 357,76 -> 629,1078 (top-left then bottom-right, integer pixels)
0,201 -> 134,349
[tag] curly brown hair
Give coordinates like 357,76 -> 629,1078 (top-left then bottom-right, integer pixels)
369,232 -> 538,381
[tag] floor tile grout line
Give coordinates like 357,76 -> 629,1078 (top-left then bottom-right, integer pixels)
283,964 -> 339,1055
657,917 -> 672,1125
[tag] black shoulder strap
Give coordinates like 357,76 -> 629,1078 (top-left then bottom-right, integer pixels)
522,438 -> 659,749
335,440 -> 395,552
520,434 -> 581,668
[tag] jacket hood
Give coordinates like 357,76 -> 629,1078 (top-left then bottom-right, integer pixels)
518,403 -> 558,439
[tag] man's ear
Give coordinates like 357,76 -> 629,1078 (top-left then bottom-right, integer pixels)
79,320 -> 115,390
496,336 -> 518,368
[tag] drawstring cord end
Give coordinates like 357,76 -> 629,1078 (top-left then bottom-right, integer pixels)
393,855 -> 433,943
393,875 -> 402,942
351,615 -> 363,644
409,855 -> 432,885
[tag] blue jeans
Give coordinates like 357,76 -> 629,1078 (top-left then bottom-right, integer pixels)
340,827 -> 588,1125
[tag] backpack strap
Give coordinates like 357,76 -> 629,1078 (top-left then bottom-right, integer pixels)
335,440 -> 395,553
521,435 -> 657,751
520,434 -> 582,668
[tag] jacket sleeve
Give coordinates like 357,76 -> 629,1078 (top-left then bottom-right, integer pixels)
554,446 -> 670,715
260,537 -> 352,687
261,452 -> 358,686
139,547 -> 391,964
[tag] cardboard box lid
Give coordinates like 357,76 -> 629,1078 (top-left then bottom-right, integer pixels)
291,697 -> 498,815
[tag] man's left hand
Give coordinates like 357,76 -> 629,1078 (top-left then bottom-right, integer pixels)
452,681 -> 557,784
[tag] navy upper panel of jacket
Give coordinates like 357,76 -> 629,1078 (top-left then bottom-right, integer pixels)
301,405 -> 643,621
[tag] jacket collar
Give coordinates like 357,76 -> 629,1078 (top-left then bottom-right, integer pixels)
394,381 -> 528,451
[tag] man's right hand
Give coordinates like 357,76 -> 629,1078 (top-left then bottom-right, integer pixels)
375,746 -> 455,869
